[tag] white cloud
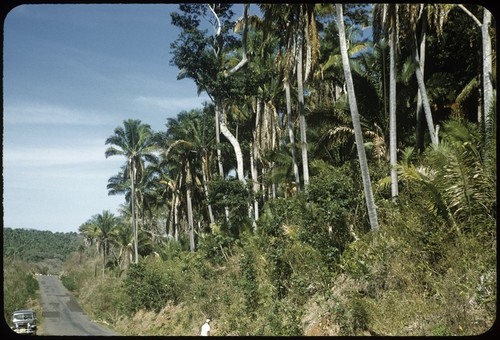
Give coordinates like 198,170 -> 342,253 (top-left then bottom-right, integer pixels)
3,103 -> 113,125
134,94 -> 210,113
3,144 -> 124,167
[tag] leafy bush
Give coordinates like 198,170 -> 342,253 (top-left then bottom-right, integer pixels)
305,163 -> 358,264
61,275 -> 78,292
3,257 -> 39,324
123,259 -> 185,313
207,178 -> 252,238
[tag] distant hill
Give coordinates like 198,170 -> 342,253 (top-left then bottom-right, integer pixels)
3,227 -> 81,263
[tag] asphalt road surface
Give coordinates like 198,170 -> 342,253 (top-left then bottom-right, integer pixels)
36,274 -> 119,336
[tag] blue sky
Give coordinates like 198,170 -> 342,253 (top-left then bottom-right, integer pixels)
3,4 -> 216,233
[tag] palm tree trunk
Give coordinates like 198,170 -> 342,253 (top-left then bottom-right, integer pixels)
173,193 -> 180,242
336,4 -> 380,234
296,31 -> 310,188
201,153 -> 215,224
415,16 -> 427,153
214,100 -> 230,223
250,97 -> 263,231
285,75 -> 301,192
389,27 -> 398,199
186,161 -> 195,252
250,140 -> 259,230
102,242 -> 106,276
412,42 -> 438,146
215,100 -> 224,177
130,163 -> 138,264
482,8 -> 493,144
457,5 -> 494,152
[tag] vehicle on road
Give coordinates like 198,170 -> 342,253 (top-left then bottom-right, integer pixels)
12,309 -> 37,335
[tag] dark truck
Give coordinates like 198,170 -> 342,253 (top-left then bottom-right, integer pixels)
11,309 -> 37,335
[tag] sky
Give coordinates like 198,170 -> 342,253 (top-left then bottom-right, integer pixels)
2,4 -> 216,233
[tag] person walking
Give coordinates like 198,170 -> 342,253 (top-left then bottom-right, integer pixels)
200,318 -> 211,336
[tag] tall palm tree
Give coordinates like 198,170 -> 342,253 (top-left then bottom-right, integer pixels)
105,119 -> 157,264
156,110 -> 211,251
94,210 -> 118,274
336,4 -> 380,235
259,4 -> 320,191
373,4 -> 399,199
260,4 -> 301,192
296,4 -> 319,188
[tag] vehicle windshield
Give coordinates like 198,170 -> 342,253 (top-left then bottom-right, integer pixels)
14,313 -> 34,320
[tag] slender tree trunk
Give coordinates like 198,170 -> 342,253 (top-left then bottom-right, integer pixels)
173,193 -> 180,242
415,16 -> 427,153
336,4 -> 380,234
382,40 -> 387,131
167,186 -> 176,239
251,98 -> 263,231
457,4 -> 494,151
201,153 -> 215,224
250,140 -> 259,230
215,100 -> 224,177
285,76 -> 301,191
389,27 -> 398,199
186,161 -> 195,252
412,42 -> 438,146
102,242 -> 106,276
296,31 -> 310,188
215,100 -> 230,222
174,171 -> 184,242
482,8 -> 493,144
130,162 -> 138,264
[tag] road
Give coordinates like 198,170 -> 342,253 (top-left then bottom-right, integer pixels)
36,274 -> 119,336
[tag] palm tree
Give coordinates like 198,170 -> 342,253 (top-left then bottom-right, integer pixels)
94,210 -> 118,274
397,120 -> 496,236
79,210 -> 118,275
156,110 -> 212,251
336,4 -> 380,235
373,4 -> 399,199
105,119 -> 157,264
259,4 -> 321,191
109,219 -> 134,270
78,220 -> 100,255
259,4 -> 301,192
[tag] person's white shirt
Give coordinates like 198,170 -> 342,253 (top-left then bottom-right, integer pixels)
201,319 -> 211,336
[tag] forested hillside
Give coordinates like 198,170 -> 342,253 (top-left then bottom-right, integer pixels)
4,3 -> 496,336
3,228 -> 80,263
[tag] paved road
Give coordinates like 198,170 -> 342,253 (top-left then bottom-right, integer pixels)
37,274 -> 119,336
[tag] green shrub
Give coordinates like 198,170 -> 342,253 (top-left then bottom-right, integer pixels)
3,257 -> 39,323
124,262 -> 162,312
61,275 -> 77,292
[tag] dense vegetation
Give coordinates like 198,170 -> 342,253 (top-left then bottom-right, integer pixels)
3,3 -> 496,336
3,256 -> 40,328
3,228 -> 80,264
